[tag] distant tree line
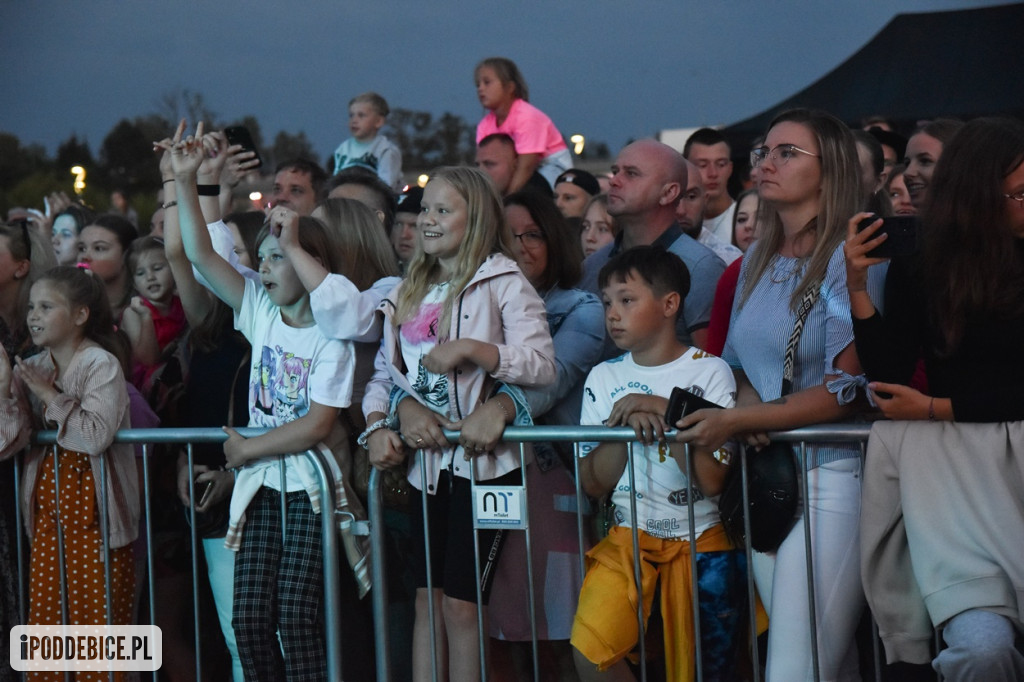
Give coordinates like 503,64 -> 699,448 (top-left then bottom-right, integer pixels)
1,88 -> 609,217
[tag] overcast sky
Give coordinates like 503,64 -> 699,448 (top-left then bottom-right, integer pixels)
0,0 -> 1006,163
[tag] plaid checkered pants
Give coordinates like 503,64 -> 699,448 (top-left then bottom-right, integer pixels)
233,486 -> 324,681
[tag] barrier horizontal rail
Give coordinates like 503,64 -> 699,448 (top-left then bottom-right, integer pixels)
27,427 -> 343,682
368,422 -> 878,682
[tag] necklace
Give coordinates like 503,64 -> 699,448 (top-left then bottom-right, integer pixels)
768,254 -> 807,284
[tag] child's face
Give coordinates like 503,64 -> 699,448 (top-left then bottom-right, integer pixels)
226,220 -> 253,269
349,102 -> 385,141
51,215 -> 80,266
132,250 -> 175,305
256,234 -> 307,308
733,194 -> 760,253
581,203 -> 614,257
26,280 -> 85,351
601,271 -> 673,354
475,67 -> 514,110
419,180 -> 468,270
78,225 -> 126,284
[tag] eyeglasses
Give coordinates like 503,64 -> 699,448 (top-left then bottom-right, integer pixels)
750,144 -> 821,168
511,231 -> 546,248
1005,191 -> 1024,206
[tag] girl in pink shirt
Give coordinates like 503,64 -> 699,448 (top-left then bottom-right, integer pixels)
474,57 -> 572,193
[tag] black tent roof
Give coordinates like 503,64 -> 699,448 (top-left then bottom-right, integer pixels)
722,3 -> 1024,143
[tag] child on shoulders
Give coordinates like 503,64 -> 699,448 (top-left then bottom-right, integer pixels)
332,91 -> 403,190
572,246 -> 744,681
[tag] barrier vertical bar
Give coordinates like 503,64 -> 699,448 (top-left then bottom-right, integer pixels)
624,442 -> 647,682
96,455 -> 116,682
13,455 -> 26,626
141,442 -> 158,682
302,447 -> 343,681
419,448 -> 440,682
52,446 -> 68,628
573,441 -> 587,584
186,443 -> 203,681
739,444 -> 761,682
683,443 -> 703,681
520,443 -> 540,682
368,467 -> 391,682
279,454 -> 287,543
468,458 -> 488,682
800,441 -> 821,682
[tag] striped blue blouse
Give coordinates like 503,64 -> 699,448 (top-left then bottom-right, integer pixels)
722,240 -> 863,469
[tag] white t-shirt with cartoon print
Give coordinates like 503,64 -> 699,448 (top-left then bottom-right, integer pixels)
236,278 -> 355,490
580,347 -> 737,539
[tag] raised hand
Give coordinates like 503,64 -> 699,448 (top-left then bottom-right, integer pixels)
223,144 -> 261,188
198,131 -> 229,184
843,212 -> 888,293
13,357 -> 58,406
154,119 -> 206,178
266,205 -> 300,250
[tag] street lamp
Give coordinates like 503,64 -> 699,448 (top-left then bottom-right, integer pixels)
570,134 -> 585,156
70,166 -> 86,195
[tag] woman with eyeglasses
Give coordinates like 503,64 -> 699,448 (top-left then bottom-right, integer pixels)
676,109 -> 867,681
847,117 -> 1024,680
490,189 -> 604,680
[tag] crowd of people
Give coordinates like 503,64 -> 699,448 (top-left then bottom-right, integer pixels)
1,55 -> 1023,682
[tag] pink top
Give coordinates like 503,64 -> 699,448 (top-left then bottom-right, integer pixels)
475,99 -> 568,159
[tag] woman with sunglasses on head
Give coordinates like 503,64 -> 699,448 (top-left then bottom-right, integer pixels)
676,109 -> 867,681
847,117 -> 1024,680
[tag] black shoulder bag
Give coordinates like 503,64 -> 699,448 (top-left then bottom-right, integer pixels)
718,279 -> 821,553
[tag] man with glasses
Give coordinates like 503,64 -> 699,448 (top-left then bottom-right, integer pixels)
683,128 -> 736,245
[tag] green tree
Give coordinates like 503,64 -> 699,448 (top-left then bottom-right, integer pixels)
56,134 -> 94,172
0,132 -> 50,190
269,130 -> 317,170
99,118 -> 163,194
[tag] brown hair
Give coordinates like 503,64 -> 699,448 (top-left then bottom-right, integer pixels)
36,266 -> 130,373
739,109 -> 862,311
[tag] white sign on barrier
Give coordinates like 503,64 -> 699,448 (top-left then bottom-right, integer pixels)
473,486 -> 527,529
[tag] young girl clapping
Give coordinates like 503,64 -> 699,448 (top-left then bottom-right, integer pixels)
363,166 -> 555,680
0,267 -> 139,668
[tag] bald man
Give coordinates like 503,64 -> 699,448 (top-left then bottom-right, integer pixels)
580,139 -> 726,353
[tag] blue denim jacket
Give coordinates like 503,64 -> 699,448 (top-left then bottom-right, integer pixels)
523,286 -> 605,427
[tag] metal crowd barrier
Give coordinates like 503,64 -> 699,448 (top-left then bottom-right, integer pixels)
368,423 -> 890,682
24,427 -> 345,682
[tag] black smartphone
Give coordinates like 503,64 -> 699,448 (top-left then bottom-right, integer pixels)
194,478 -> 214,508
224,125 -> 263,169
664,387 -> 724,425
857,215 -> 919,258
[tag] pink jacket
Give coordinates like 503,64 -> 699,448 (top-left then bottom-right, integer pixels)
364,253 -> 556,490
0,344 -> 140,549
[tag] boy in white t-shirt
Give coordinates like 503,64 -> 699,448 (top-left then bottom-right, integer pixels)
571,245 -> 745,681
332,91 -> 403,189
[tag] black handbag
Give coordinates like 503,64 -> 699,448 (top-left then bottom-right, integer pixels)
718,278 -> 821,552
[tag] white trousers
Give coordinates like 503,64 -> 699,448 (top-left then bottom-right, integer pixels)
753,457 -> 865,682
